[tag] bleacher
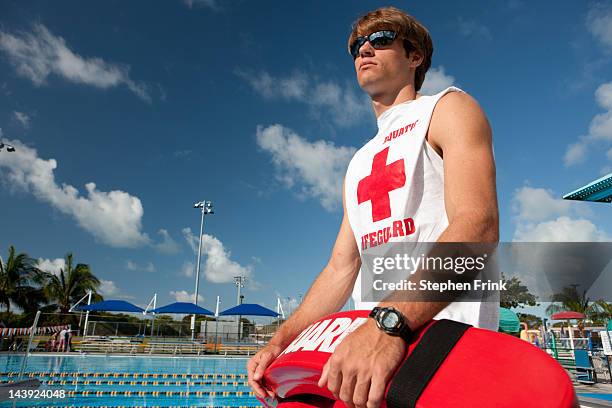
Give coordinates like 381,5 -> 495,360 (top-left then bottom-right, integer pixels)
71,336 -> 263,356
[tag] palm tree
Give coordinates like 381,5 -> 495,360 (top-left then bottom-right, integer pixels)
0,246 -> 45,314
44,253 -> 102,314
592,300 -> 612,323
546,285 -> 597,336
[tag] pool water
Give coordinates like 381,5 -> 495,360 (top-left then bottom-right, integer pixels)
0,354 -> 260,407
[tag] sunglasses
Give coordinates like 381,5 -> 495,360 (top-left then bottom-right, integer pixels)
349,30 -> 399,59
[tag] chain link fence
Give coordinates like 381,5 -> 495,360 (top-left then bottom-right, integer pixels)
1,312 -> 282,355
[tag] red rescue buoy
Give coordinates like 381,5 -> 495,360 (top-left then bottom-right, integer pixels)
258,310 -> 577,408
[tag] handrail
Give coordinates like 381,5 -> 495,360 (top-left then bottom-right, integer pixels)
18,310 -> 41,380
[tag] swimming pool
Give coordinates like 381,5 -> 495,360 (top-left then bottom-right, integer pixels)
0,354 -> 259,407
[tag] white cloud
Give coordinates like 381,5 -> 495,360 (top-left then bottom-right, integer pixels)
511,186 -> 609,241
98,280 -> 134,300
180,261 -> 195,278
596,82 -> 612,109
201,234 -> 252,283
607,147 -> 612,161
420,66 -> 455,95
154,229 -> 180,254
239,70 -> 307,100
172,150 -> 193,159
513,216 -> 611,242
237,70 -> 371,127
512,186 -> 573,221
126,260 -> 155,272
13,111 -> 30,128
564,82 -> 612,165
0,139 -> 150,247
183,0 -> 219,10
182,227 -> 199,253
457,17 -> 492,41
99,280 -> 119,297
170,290 -> 204,304
37,258 -> 65,276
589,83 -> 612,142
182,227 -> 252,283
256,124 -> 356,211
0,24 -> 150,101
564,138 -> 588,166
0,82 -> 9,96
587,3 -> 612,49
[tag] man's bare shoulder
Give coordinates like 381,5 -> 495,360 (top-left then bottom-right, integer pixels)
428,90 -> 491,152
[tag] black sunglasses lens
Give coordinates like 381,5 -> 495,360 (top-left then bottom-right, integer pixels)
370,31 -> 396,49
350,37 -> 366,58
351,31 -> 396,58
370,37 -> 392,48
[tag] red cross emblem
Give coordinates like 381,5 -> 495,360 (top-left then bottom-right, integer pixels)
357,147 -> 406,222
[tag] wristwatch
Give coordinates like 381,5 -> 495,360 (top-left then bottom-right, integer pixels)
369,306 -> 413,342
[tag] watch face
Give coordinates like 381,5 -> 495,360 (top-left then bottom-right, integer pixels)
381,310 -> 400,329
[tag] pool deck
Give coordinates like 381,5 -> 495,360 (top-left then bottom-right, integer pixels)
576,382 -> 612,407
579,396 -> 612,408
575,382 -> 612,394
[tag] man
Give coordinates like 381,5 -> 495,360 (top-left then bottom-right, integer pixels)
248,7 -> 498,408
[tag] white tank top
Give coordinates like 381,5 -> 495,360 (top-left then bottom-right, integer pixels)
344,86 -> 498,330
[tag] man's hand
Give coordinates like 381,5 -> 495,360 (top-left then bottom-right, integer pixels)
247,343 -> 284,399
318,320 -> 406,408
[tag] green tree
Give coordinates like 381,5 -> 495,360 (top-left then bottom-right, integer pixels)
592,300 -> 612,323
546,285 -> 596,317
516,313 -> 543,329
0,246 -> 46,314
500,273 -> 538,309
44,253 -> 102,314
547,284 -> 597,336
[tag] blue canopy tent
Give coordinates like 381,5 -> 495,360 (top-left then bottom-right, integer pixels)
219,303 -> 279,342
75,300 -> 145,337
219,303 -> 279,317
150,302 -> 214,315
149,302 -> 214,339
77,300 -> 145,313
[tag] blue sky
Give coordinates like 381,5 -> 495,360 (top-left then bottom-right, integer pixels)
1,0 -> 611,316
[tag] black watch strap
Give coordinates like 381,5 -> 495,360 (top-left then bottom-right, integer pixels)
398,322 -> 413,342
370,307 -> 413,342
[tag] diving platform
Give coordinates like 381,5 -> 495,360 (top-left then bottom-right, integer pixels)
563,173 -> 612,203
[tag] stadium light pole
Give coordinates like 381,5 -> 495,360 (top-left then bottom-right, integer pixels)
192,200 -> 214,340
234,276 -> 246,341
234,276 -> 246,306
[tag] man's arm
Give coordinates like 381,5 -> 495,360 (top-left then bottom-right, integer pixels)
268,209 -> 361,349
248,181 -> 362,398
380,90 -> 499,329
431,91 -> 499,243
